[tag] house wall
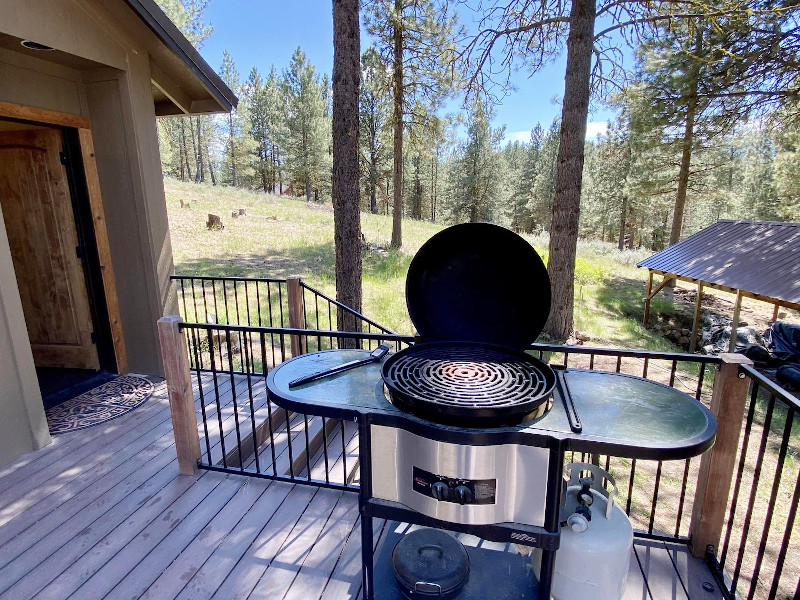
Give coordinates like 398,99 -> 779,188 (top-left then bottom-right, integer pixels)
0,0 -> 178,465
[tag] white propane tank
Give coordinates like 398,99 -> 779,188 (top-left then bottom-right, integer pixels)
547,463 -> 634,600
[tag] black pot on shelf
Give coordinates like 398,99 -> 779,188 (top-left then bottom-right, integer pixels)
392,528 -> 470,599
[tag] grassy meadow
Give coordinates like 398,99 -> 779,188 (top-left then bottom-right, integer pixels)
165,178 -> 680,350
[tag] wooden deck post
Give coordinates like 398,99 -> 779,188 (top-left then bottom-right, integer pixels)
689,353 -> 753,558
158,315 -> 201,476
287,276 -> 307,357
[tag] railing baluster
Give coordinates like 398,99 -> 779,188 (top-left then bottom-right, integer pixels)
261,332 -> 277,476
731,394 -> 776,594
226,330 -> 244,471
303,414 -> 311,480
747,407 -> 794,600
286,408 -> 295,478
721,381 -> 760,563
626,459 -> 637,514
674,459 -> 691,537
191,328 -> 212,464
208,326 -> 227,468
768,465 -> 800,600
322,417 -> 330,484
244,331 -> 260,474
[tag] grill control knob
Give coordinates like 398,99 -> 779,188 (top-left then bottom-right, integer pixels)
454,485 -> 473,505
431,481 -> 450,501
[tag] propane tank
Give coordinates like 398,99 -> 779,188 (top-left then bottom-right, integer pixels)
531,463 -> 633,600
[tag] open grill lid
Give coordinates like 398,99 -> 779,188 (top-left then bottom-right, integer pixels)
405,223 -> 551,349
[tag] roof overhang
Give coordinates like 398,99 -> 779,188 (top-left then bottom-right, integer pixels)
122,0 -> 237,116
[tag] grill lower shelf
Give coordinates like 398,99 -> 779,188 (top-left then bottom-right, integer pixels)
373,522 -> 537,600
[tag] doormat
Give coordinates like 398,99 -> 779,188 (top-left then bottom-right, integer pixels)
46,375 -> 155,435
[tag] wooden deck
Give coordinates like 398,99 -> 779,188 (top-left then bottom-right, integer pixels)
0,376 -> 724,599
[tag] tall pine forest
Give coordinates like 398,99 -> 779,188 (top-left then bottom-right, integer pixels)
156,0 -> 800,255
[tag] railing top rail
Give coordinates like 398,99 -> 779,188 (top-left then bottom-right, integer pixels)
171,274 -> 288,284
740,364 -> 800,410
299,281 -> 396,334
179,321 -> 415,343
529,342 -> 722,365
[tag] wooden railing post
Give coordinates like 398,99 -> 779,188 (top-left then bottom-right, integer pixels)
287,275 -> 307,356
158,315 -> 201,476
690,352 -> 753,557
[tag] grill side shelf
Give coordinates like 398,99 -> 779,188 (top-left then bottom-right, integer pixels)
556,370 -> 583,433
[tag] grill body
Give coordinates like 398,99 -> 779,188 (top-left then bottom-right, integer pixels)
370,423 -> 551,527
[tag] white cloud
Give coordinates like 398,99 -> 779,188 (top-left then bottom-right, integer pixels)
504,130 -> 532,144
585,121 -> 608,139
503,121 -> 608,146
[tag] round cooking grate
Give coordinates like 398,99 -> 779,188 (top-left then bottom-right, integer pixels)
382,342 -> 555,426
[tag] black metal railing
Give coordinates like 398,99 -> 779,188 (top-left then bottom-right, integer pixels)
708,366 -> 799,600
172,275 -> 290,328
170,274 -> 798,600
181,322 -> 411,492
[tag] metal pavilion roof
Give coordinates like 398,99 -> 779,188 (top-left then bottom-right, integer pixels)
637,220 -> 800,308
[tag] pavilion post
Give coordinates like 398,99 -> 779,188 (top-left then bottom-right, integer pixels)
689,282 -> 704,353
727,289 -> 743,353
643,270 -> 654,326
772,303 -> 780,323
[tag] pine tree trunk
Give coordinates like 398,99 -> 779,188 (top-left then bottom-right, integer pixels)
390,0 -> 404,248
671,80 -> 699,246
229,112 -> 237,187
332,0 -> 363,346
618,195 -> 628,250
670,27 -> 702,246
544,0 -> 595,342
196,117 -> 205,183
207,154 -> 216,185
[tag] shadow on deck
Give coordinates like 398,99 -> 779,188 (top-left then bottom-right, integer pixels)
0,376 -> 723,599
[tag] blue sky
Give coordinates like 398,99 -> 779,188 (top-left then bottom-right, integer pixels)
199,0 -> 618,142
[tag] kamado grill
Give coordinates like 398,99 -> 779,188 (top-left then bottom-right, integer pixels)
265,223 -> 718,600
381,222 -> 555,427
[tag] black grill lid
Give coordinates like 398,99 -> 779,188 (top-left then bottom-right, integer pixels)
406,223 -> 550,349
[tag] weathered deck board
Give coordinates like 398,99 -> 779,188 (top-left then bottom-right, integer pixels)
0,376 -> 722,600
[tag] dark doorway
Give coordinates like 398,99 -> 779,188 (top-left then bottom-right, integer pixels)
0,119 -> 117,408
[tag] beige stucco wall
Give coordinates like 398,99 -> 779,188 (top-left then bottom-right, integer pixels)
0,0 -> 178,465
0,203 -> 52,464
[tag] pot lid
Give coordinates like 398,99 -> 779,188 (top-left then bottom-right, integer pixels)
392,528 -> 470,597
406,223 -> 551,349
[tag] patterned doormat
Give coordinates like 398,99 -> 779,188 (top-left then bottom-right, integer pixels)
46,375 -> 156,435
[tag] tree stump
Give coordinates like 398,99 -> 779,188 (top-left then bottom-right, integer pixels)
206,214 -> 224,230
238,208 -> 247,216
180,199 -> 191,208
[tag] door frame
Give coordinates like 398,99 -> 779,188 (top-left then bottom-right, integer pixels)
0,100 -> 127,373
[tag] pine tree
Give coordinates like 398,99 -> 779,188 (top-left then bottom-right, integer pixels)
284,48 -> 330,202
219,50 -> 255,187
359,47 -> 391,214
447,100 -> 505,223
363,0 -> 459,247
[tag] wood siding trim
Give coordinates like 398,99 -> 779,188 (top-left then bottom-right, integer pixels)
0,101 -> 90,130
77,128 -> 127,373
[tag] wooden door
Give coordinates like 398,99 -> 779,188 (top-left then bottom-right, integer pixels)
0,127 -> 100,369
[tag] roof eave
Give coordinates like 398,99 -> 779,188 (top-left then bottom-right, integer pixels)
123,0 -> 238,113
